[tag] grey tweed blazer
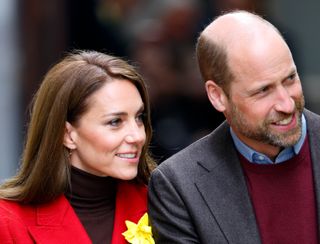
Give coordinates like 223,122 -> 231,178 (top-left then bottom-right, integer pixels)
148,109 -> 320,243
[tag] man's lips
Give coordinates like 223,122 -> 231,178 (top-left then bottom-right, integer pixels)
270,113 -> 297,131
273,114 -> 294,126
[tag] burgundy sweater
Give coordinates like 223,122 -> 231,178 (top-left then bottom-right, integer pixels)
240,138 -> 318,243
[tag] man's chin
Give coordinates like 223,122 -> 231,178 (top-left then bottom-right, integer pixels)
268,130 -> 302,148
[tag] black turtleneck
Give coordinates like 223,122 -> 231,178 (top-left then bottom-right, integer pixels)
65,166 -> 117,244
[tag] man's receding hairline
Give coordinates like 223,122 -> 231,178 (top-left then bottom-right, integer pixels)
200,10 -> 276,40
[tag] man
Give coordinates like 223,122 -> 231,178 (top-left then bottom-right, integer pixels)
148,10 -> 320,243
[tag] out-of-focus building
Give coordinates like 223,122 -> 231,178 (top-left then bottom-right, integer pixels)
0,0 -> 20,182
1,0 -> 319,180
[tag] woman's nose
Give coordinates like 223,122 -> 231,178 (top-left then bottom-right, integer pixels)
125,123 -> 146,144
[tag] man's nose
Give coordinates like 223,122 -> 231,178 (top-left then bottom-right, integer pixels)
273,86 -> 295,113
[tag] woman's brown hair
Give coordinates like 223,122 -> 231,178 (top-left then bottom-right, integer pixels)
0,50 -> 156,204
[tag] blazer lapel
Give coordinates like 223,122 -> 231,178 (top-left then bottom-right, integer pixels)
111,181 -> 148,244
304,109 -> 320,239
195,124 -> 261,243
26,183 -> 147,244
28,195 -> 91,243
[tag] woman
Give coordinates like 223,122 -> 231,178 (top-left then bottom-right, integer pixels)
0,50 -> 156,243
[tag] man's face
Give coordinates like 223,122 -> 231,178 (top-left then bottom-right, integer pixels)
224,33 -> 305,158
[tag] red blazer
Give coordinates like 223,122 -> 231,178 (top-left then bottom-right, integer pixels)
0,181 -> 147,244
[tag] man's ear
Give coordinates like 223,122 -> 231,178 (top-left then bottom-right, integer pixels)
205,80 -> 228,112
63,122 -> 77,150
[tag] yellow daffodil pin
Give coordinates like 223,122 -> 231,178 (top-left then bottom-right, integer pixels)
122,213 -> 155,244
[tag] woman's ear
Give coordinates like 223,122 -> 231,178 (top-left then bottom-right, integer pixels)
205,80 -> 228,112
63,122 -> 77,150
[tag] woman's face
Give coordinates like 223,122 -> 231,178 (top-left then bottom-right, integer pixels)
64,79 -> 146,179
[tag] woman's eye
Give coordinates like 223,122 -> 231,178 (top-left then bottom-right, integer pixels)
108,118 -> 121,127
136,113 -> 146,124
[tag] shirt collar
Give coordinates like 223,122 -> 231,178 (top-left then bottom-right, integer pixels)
230,114 -> 307,164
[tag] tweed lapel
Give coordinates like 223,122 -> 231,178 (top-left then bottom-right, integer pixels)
194,124 -> 261,244
27,195 -> 91,243
304,109 -> 320,239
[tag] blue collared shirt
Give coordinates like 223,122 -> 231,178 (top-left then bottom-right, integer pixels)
230,114 -> 307,164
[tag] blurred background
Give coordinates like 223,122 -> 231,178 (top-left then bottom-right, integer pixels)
1,0 -> 320,181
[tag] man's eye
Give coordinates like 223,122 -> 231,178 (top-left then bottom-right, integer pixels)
286,73 -> 297,84
288,73 -> 296,80
257,86 -> 269,94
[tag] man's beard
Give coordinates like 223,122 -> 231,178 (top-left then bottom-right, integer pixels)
229,95 -> 305,148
